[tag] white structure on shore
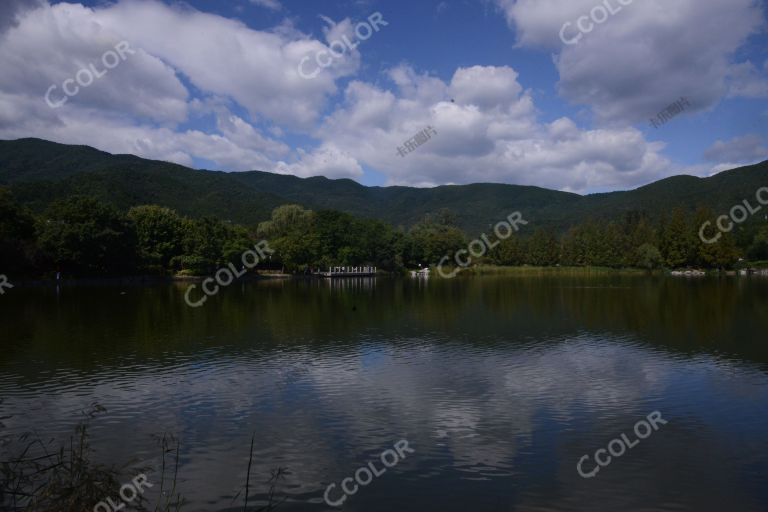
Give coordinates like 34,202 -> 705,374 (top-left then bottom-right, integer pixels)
317,266 -> 377,278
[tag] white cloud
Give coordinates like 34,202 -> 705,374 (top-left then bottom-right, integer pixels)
314,65 -> 674,192
91,0 -> 348,129
0,92 -> 279,171
449,66 -> 523,110
0,3 -> 189,123
704,134 -> 768,163
249,0 -> 282,11
274,143 -> 364,179
496,0 -> 766,124
0,0 -> 756,193
0,0 -> 346,174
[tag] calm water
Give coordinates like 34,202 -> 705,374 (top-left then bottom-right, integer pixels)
2,275 -> 768,511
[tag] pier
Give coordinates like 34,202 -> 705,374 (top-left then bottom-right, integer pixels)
316,266 -> 377,278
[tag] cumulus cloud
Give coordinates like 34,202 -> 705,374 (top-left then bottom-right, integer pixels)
274,143 -> 364,179
496,0 -> 766,124
0,0 -> 755,193
91,0 -> 349,129
0,3 -> 189,124
0,0 -> 343,173
704,134 -> 768,163
315,65 -> 674,191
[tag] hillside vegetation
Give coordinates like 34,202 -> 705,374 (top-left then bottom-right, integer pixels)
1,138 -> 767,277
3,138 -> 766,234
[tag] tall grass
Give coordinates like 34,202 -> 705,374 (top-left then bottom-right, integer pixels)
0,404 -> 142,511
1,406 -> 286,512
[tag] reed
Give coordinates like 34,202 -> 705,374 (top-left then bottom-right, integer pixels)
1,405 -> 286,511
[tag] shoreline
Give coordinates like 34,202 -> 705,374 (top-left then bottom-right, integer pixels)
6,273 -> 293,287
6,264 -> 768,286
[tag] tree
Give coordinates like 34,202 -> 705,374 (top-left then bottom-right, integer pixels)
747,225 -> 768,261
406,213 -> 466,267
177,217 -> 253,275
694,207 -> 739,269
257,205 -> 318,271
37,196 -> 137,276
527,229 -> 559,266
127,205 -> 185,274
635,243 -> 663,270
0,188 -> 37,273
489,235 -> 525,266
257,204 -> 314,239
659,208 -> 695,268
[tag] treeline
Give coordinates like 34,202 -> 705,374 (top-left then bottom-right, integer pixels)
256,205 -> 767,271
487,209 -> 767,269
0,191 -> 465,277
0,190 -> 256,277
2,187 -> 768,279
255,205 -> 465,272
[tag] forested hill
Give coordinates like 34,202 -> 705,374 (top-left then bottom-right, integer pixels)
1,138 -> 767,233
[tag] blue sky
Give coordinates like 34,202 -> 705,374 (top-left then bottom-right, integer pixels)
0,0 -> 766,192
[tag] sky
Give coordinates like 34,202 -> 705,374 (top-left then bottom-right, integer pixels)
0,0 -> 766,193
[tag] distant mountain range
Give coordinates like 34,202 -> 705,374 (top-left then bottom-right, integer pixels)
1,138 -> 766,233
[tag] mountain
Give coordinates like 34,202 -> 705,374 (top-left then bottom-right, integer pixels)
0,139 -> 286,223
1,138 -> 767,233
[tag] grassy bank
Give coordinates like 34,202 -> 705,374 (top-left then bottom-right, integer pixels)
433,264 -> 653,277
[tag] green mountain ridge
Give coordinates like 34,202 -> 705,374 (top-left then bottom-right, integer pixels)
1,137 -> 767,233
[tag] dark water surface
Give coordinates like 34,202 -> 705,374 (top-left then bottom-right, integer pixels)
2,275 -> 768,511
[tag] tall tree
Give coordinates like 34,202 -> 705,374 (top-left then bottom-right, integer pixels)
0,188 -> 36,273
659,208 -> 695,268
37,196 -> 137,276
128,205 -> 186,274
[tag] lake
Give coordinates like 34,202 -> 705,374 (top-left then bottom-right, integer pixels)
1,275 -> 768,511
